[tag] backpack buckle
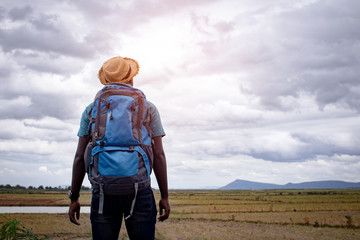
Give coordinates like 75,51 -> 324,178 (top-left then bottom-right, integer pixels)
94,131 -> 98,140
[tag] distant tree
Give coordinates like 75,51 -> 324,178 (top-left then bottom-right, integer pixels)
38,185 -> 44,190
28,186 -> 34,190
81,185 -> 91,191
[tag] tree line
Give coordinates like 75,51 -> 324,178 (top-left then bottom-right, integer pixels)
0,184 -> 91,191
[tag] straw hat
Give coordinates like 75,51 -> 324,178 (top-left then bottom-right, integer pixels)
98,56 -> 139,85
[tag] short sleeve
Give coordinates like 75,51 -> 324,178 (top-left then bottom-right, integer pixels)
77,103 -> 93,137
147,101 -> 165,137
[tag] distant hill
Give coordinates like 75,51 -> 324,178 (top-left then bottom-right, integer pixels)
220,179 -> 360,190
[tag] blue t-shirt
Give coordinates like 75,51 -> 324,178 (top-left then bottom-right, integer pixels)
77,101 -> 165,138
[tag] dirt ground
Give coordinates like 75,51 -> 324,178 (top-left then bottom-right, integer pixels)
0,192 -> 92,206
156,219 -> 360,240
1,214 -> 360,240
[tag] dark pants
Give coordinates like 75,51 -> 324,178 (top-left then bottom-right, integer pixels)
90,187 -> 157,240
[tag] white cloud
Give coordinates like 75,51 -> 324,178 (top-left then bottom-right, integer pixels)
38,166 -> 50,174
0,0 -> 359,188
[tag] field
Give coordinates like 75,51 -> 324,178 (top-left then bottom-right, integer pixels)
1,189 -> 360,239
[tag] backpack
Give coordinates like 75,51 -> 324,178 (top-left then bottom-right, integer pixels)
84,83 -> 153,216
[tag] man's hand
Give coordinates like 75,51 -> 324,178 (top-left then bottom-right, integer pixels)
69,200 -> 81,225
158,197 -> 170,221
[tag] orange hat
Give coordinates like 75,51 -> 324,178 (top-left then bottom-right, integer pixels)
98,56 -> 139,85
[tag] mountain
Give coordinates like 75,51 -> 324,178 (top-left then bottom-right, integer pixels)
219,179 -> 282,190
220,179 -> 360,190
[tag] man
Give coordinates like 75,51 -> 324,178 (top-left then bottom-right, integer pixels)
68,56 -> 170,240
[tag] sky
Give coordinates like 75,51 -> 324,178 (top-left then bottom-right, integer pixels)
0,0 -> 359,189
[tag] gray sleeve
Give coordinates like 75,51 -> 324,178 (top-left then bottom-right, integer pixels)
77,103 -> 92,137
147,101 -> 165,137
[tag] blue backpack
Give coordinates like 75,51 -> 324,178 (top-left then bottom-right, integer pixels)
85,83 -> 153,217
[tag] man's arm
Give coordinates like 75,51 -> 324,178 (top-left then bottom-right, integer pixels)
152,136 -> 170,221
68,136 -> 88,225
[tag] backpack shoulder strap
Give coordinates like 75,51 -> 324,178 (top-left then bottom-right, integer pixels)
87,89 -> 103,140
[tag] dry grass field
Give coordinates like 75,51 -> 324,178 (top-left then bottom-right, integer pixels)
1,189 -> 360,239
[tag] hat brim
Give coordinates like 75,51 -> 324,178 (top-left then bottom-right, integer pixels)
98,57 -> 140,85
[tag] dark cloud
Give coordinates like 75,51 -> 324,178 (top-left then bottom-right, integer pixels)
29,13 -> 60,32
245,1 -> 360,111
192,132 -> 360,163
12,50 -> 86,74
188,1 -> 360,112
0,65 -> 9,78
8,5 -> 33,21
70,0 -> 219,33
0,26 -> 94,58
0,7 -> 5,20
291,133 -> 360,158
0,92 -> 78,120
0,0 -> 220,77
0,0 -> 359,187
276,0 -> 360,43
0,2 -> 115,76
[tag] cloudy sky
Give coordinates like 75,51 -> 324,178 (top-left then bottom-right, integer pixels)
0,0 -> 359,189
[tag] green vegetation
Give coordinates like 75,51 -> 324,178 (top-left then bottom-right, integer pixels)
0,215 -> 48,240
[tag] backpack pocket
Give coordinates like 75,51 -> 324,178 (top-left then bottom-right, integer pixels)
96,147 -> 139,177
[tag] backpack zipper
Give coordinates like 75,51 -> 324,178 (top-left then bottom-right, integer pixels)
100,87 -> 145,143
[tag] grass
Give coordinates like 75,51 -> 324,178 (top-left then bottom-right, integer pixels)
0,189 -> 359,239
0,215 -> 49,239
